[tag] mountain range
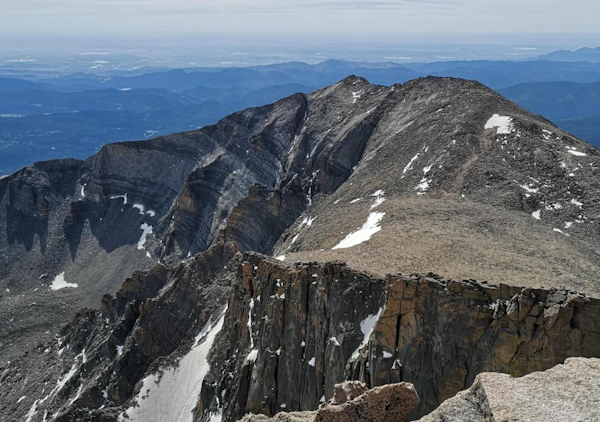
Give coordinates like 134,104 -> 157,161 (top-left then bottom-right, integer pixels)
3,58 -> 600,175
1,75 -> 599,422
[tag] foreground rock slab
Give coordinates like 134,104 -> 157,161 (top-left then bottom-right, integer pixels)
240,382 -> 419,422
317,382 -> 419,422
418,357 -> 600,422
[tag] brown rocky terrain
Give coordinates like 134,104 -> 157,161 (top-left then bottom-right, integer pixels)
240,381 -> 420,422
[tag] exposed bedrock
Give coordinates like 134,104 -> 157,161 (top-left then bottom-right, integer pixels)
418,357 -> 600,422
239,381 -> 420,422
197,255 -> 600,421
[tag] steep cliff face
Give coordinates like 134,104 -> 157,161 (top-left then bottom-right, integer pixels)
196,256 -> 600,421
2,250 -> 599,422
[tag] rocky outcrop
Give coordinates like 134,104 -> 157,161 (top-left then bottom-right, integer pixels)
331,381 -> 368,405
240,382 -> 420,422
197,256 -> 600,421
316,382 -> 419,422
418,357 -> 600,422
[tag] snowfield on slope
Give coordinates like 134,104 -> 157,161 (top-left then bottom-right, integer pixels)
120,311 -> 226,422
485,114 -> 513,134
332,211 -> 385,250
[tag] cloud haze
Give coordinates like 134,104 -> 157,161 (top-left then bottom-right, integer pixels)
1,0 -> 599,35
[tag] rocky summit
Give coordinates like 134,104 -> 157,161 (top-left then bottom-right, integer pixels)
1,76 -> 600,422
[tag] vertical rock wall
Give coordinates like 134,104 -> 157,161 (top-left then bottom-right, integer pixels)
198,256 -> 600,421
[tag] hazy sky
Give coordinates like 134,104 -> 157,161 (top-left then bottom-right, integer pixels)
2,0 -> 600,36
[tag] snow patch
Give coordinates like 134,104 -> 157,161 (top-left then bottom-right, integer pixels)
275,255 -> 286,261
554,228 -> 569,236
246,349 -> 258,363
370,190 -> 385,210
24,399 -> 39,422
208,408 -> 223,422
247,299 -> 255,348
137,223 -> 153,250
350,198 -> 363,204
571,199 -> 583,208
110,193 -> 128,204
51,272 -> 78,290
519,184 -> 539,194
307,357 -> 316,367
532,210 -> 541,220
485,114 -> 513,134
415,178 -> 430,194
566,147 -> 587,157
332,212 -> 385,250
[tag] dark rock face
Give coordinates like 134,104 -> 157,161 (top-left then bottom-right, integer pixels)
196,257 -> 600,422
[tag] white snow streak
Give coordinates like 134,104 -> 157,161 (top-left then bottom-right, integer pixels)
121,312 -> 226,422
402,153 -> 420,175
332,212 -> 385,250
571,199 -> 583,208
370,190 -> 386,210
137,223 -> 153,250
110,193 -> 128,204
415,178 -> 430,194
352,307 -> 384,359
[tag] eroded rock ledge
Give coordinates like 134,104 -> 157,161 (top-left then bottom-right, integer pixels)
198,254 -> 600,421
